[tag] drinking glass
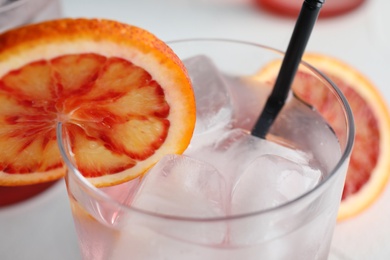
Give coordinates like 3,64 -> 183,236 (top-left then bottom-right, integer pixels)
58,39 -> 354,260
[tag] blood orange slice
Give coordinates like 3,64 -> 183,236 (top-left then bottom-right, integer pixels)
257,54 -> 390,220
0,19 -> 196,187
303,54 -> 390,221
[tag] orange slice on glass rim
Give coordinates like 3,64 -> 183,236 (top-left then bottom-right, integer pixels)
256,53 -> 390,221
0,18 -> 196,187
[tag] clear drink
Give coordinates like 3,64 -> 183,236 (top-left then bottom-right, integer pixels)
59,40 -> 354,260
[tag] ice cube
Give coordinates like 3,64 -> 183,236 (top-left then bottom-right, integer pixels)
184,128 -> 250,187
231,154 -> 322,215
225,76 -> 272,131
228,151 -> 322,247
132,154 -> 227,217
270,96 -> 342,176
184,56 -> 233,134
186,128 -> 315,190
130,154 -> 228,244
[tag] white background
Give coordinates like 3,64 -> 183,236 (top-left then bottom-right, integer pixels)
0,0 -> 389,259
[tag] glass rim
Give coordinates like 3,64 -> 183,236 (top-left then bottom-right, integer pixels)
57,38 -> 355,222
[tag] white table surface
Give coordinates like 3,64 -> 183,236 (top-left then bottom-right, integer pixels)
1,0 -> 389,259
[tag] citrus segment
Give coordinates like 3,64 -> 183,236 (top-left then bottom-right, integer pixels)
0,19 -> 195,187
256,54 -> 390,220
66,124 -> 136,179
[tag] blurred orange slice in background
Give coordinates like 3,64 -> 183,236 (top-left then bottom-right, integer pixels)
258,53 -> 390,221
303,54 -> 390,221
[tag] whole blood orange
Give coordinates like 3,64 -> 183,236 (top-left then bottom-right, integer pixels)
0,19 -> 196,187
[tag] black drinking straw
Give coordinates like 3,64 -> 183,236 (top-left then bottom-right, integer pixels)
252,0 -> 325,139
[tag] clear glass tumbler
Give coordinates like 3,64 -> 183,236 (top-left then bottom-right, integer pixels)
58,39 -> 354,260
